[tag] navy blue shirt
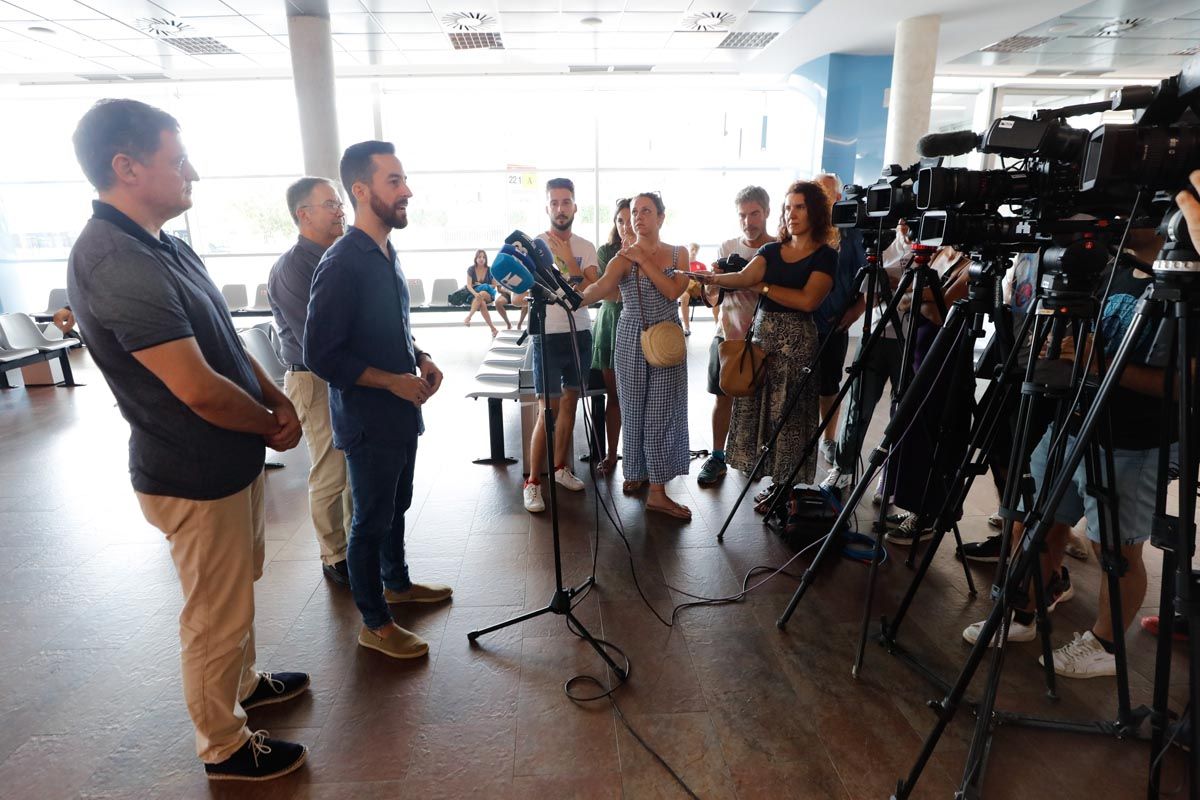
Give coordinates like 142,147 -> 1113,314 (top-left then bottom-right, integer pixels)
757,242 -> 838,315
816,230 -> 866,336
67,201 -> 265,500
304,226 -> 423,449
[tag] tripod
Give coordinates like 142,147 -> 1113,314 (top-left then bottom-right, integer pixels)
466,290 -> 628,682
775,244 -> 979,628
893,259 -> 1198,799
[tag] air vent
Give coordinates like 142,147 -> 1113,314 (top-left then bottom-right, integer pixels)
76,72 -> 169,81
717,31 -> 777,49
448,31 -> 503,50
162,36 -> 238,55
982,35 -> 1052,53
569,64 -> 610,72
1086,18 -> 1149,37
1173,44 -> 1200,56
682,11 -> 736,32
137,16 -> 190,37
441,11 -> 497,32
611,64 -> 653,72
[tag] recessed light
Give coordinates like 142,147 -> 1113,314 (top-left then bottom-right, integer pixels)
27,25 -> 55,34
1047,22 -> 1076,34
580,16 -> 603,26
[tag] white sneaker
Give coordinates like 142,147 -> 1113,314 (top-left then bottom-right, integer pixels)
819,438 -> 837,466
523,482 -> 545,513
1040,631 -> 1116,678
554,466 -> 585,492
962,613 -> 1037,646
819,467 -> 852,491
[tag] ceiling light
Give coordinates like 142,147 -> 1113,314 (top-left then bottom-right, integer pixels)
1046,22 -> 1076,34
27,26 -> 55,35
580,16 -> 603,27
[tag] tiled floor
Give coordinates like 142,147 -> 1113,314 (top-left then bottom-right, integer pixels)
0,318 -> 1191,799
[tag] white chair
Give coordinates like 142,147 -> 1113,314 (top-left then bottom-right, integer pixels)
221,284 -> 249,311
0,313 -> 78,354
430,278 -> 457,306
249,283 -> 270,311
42,288 -> 68,314
239,327 -> 286,387
0,343 -> 39,389
408,278 -> 426,307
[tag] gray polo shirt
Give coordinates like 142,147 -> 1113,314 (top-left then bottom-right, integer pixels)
67,201 -> 265,500
267,235 -> 326,367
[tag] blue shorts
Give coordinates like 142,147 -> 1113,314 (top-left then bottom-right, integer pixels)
532,331 -> 592,397
1024,427 -> 1176,546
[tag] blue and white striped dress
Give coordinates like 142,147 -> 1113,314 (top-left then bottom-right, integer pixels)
614,247 -> 690,484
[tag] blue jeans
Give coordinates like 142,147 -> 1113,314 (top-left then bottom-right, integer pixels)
344,436 -> 417,629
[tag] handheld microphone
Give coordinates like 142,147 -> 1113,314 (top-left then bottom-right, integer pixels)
917,129 -> 981,158
491,252 -> 536,294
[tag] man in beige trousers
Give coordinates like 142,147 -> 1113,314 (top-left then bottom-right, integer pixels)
66,99 -> 310,782
268,177 -> 353,585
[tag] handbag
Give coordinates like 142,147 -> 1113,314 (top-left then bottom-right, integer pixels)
447,287 -> 473,306
634,250 -> 687,368
717,296 -> 767,397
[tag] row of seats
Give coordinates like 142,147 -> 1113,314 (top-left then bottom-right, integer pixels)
219,278 -> 464,313
0,312 -> 82,389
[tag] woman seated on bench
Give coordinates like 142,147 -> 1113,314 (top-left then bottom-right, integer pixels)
464,249 -> 514,336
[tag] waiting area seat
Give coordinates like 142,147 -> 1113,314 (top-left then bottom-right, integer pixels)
0,312 -> 82,386
429,278 -> 457,306
239,327 -> 287,387
408,278 -> 426,307
221,284 -> 249,311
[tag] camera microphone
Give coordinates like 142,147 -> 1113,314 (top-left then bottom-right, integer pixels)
917,130 -> 981,158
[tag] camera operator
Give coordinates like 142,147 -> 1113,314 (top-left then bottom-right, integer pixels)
696,186 -> 775,486
820,222 -> 909,498
813,174 -> 867,468
961,224 -> 1180,680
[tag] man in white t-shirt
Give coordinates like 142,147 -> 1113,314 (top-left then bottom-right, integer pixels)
523,177 -> 599,513
697,185 -> 775,486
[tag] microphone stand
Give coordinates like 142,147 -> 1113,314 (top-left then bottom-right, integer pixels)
467,285 -> 628,681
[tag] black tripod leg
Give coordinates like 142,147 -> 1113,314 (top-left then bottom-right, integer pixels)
948,523 -> 977,596
566,611 -> 628,681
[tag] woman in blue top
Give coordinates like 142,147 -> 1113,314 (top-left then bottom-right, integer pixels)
464,249 -> 511,335
698,180 -> 836,494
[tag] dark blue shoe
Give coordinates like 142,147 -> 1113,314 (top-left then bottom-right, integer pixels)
322,559 -> 350,586
241,672 -> 310,711
205,731 -> 306,781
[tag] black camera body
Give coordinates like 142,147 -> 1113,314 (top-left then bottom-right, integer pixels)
716,253 -> 749,274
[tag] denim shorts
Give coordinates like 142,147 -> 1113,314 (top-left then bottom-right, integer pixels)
532,331 -> 592,397
1025,427 -> 1176,546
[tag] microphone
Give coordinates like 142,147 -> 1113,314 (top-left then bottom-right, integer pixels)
491,252 -> 536,294
502,230 -> 584,310
917,129 -> 980,158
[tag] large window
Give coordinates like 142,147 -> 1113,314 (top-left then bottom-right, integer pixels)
0,74 -> 820,312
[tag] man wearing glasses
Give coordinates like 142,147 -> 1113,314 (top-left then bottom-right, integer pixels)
267,177 -> 352,586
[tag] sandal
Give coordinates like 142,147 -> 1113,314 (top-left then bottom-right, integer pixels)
646,497 -> 692,520
623,479 -> 647,494
753,483 -> 780,505
598,454 -> 619,474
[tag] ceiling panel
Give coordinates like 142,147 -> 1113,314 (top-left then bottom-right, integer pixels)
174,15 -> 271,36
500,12 -> 563,32
168,0 -> 243,15
0,1 -> 37,21
6,0 -> 107,18
372,12 -> 444,33
617,12 -> 681,31
51,17 -> 143,37
329,12 -> 382,34
389,31 -> 449,49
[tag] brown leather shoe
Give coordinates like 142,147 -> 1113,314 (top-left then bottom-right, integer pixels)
357,625 -> 429,660
384,583 -> 453,604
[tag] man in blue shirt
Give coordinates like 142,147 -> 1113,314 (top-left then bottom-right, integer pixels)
814,174 -> 866,468
305,141 -> 452,661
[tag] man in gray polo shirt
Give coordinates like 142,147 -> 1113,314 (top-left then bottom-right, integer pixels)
66,99 -> 309,782
268,177 -> 351,586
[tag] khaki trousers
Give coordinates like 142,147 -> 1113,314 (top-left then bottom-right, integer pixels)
284,369 -> 351,565
137,474 -> 265,763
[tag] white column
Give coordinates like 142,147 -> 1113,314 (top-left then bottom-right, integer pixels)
883,14 -> 940,166
286,5 -> 341,181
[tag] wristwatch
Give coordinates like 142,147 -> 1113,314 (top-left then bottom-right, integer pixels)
760,284 -> 771,296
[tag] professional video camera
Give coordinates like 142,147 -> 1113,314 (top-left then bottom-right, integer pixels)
832,163 -> 924,232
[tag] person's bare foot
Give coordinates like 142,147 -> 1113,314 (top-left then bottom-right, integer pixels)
599,453 -> 618,474
646,493 -> 691,520
623,479 -> 647,494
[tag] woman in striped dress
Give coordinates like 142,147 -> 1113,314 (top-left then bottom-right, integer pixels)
579,192 -> 693,519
